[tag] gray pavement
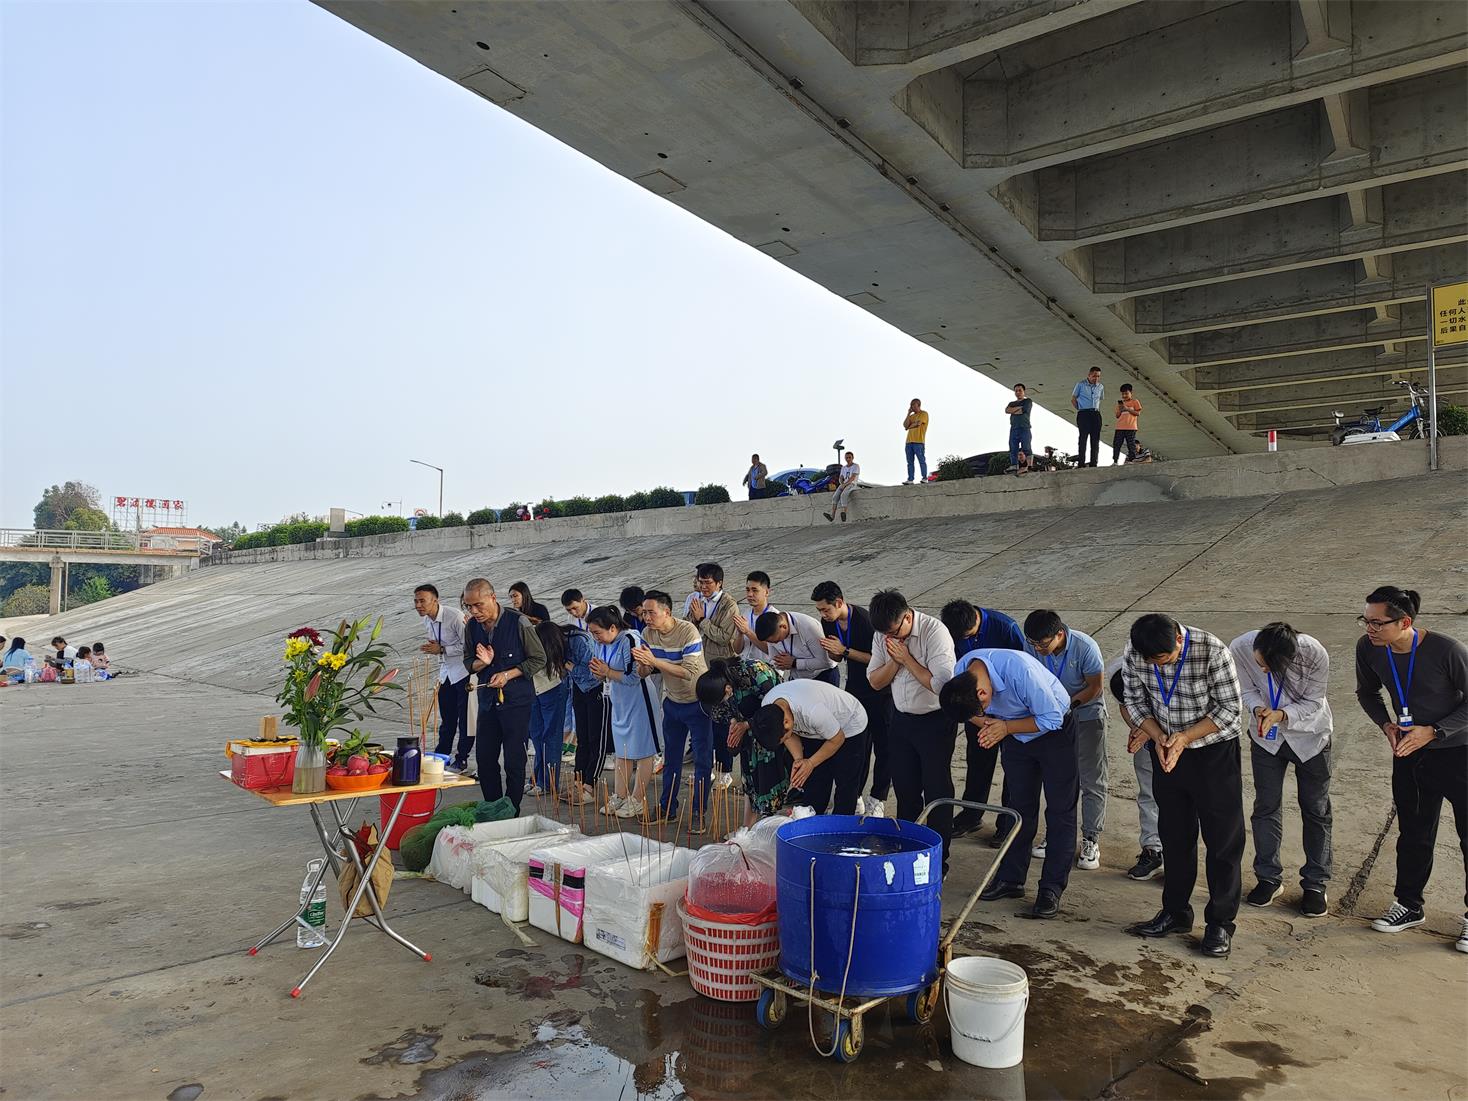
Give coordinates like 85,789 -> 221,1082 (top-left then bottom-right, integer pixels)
2,466 -> 1466,1099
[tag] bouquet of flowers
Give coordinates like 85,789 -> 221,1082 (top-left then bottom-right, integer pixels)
276,619 -> 400,792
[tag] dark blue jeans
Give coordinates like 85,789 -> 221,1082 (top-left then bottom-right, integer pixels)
660,698 -> 713,820
529,679 -> 570,791
995,715 -> 1078,896
1009,425 -> 1033,466
905,442 -> 927,481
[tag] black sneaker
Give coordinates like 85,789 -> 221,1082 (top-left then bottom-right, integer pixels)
1126,848 -> 1163,881
988,824 -> 1013,849
1301,889 -> 1328,918
951,813 -> 982,839
1371,901 -> 1425,933
1246,880 -> 1283,907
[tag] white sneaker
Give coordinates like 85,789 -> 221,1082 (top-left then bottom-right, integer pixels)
523,777 -> 536,794
600,795 -> 626,815
1078,837 -> 1100,870
1032,839 -> 1047,859
526,784 -> 545,797
1372,900 -> 1426,933
1457,914 -> 1468,954
616,798 -> 646,819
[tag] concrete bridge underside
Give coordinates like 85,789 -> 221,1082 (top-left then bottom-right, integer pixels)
319,0 -> 1468,454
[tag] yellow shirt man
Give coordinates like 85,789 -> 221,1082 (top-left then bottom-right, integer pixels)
903,400 -> 929,483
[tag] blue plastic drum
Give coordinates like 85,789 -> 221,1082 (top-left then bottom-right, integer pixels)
776,815 -> 943,998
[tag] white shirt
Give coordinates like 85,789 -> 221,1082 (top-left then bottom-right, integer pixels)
424,605 -> 469,685
1228,630 -> 1332,760
839,463 -> 860,485
764,680 -> 868,740
566,603 -> 592,630
868,610 -> 956,715
740,603 -> 779,661
770,610 -> 837,680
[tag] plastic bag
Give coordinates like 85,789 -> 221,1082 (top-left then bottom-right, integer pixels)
337,824 -> 393,918
687,840 -> 777,917
734,815 -> 791,870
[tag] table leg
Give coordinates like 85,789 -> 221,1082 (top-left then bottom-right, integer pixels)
290,794 -> 430,998
325,796 -> 433,960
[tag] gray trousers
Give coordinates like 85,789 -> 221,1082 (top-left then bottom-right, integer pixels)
1132,745 -> 1161,851
1076,714 -> 1109,838
1250,740 -> 1333,890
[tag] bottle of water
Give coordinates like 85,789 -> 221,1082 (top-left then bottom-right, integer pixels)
297,859 -> 327,949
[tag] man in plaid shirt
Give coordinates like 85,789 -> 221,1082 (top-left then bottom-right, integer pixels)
1121,613 -> 1245,959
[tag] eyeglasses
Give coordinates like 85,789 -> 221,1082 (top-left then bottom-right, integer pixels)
1357,615 -> 1402,630
1026,637 -> 1058,650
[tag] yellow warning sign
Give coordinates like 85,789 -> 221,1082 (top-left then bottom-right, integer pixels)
1431,280 -> 1468,347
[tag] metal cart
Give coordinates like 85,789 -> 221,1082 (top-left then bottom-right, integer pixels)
751,799 -> 1021,1062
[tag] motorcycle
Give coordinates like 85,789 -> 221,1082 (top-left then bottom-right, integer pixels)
1330,379 -> 1436,446
1031,446 -> 1079,473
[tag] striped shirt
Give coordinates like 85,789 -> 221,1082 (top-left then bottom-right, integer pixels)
642,618 -> 707,704
1121,627 -> 1243,748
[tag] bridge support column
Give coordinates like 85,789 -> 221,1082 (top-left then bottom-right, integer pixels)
48,557 -> 63,616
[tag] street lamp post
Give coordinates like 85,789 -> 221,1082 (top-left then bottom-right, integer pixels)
411,459 -> 444,518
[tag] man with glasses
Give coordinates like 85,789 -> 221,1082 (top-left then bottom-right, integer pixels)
1025,610 -> 1107,871
868,589 -> 958,873
1355,586 -> 1468,952
756,608 -> 838,684
686,563 -> 743,788
1122,613 -> 1244,959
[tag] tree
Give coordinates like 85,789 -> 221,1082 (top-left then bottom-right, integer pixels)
63,507 -> 110,532
207,521 -> 248,543
72,575 -> 114,606
1,585 -> 50,616
34,481 -> 102,529
694,484 -> 731,505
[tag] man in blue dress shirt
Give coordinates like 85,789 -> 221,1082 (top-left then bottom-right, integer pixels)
1071,366 -> 1104,468
940,649 -> 1075,918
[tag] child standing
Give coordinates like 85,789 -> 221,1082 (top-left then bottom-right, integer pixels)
1113,383 -> 1143,464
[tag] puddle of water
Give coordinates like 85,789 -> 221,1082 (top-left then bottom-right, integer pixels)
165,1085 -> 203,1101
362,1028 -> 441,1066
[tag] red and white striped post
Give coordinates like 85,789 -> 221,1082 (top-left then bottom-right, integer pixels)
1267,429 -> 1278,452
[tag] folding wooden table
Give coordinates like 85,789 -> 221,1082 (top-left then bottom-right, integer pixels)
222,771 -> 477,997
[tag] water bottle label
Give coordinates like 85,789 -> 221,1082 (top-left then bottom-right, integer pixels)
305,899 -> 326,929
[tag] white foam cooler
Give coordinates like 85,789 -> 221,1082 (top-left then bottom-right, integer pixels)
427,816 -> 576,893
528,835 -> 678,943
583,846 -> 695,970
470,828 -> 583,921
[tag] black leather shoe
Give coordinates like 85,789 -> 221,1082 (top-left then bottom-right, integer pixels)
1030,890 -> 1061,918
1199,923 -> 1232,958
951,812 -> 982,838
1126,909 -> 1193,938
980,881 -> 1025,902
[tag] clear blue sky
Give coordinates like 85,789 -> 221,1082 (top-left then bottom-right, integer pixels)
0,0 -> 1067,532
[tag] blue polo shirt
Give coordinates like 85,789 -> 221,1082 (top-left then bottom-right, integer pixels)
1024,627 -> 1105,721
1073,379 -> 1104,411
953,608 -> 1025,659
954,649 -> 1069,742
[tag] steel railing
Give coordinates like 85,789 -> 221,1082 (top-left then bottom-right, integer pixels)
0,528 -> 203,555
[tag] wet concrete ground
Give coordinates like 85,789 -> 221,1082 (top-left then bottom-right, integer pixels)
2,472 -> 1466,1099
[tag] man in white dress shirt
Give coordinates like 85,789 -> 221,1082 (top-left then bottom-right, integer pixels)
414,583 -> 472,771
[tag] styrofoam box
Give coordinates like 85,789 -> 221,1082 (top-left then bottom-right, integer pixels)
528,835 -> 678,943
427,816 -> 575,892
583,847 -> 695,970
469,829 -> 584,921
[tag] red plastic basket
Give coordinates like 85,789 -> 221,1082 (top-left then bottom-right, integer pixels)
678,898 -> 780,1002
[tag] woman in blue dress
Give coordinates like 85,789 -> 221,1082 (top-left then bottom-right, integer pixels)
587,606 -> 659,819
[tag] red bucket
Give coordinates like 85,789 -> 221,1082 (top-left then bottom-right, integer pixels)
380,790 -> 437,850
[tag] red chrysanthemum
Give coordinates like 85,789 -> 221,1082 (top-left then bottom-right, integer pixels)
288,626 -> 323,646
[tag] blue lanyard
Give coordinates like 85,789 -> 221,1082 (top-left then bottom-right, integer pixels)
780,613 -> 796,656
1386,631 -> 1418,715
598,641 -> 616,665
1152,630 -> 1190,709
1266,671 -> 1283,710
1043,644 -> 1068,680
834,613 -> 850,649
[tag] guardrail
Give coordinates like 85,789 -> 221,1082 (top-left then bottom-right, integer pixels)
0,528 -> 204,555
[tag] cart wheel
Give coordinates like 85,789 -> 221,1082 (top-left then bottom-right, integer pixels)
833,1018 -> 863,1063
756,988 -> 787,1030
907,982 -> 940,1024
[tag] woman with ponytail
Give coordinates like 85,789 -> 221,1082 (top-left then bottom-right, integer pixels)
1355,585 -> 1468,951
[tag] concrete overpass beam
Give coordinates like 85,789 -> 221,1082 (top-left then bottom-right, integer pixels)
1071,171 -> 1468,296
1222,362 -> 1467,422
1189,344 -> 1467,393
899,0 -> 1462,170
1292,0 -> 1350,61
1160,300 -> 1427,366
1122,246 -> 1465,335
998,68 -> 1467,244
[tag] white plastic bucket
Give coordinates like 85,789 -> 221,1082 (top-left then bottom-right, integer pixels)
945,956 -> 1029,1069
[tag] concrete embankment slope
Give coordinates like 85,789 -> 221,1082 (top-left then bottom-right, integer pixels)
1,439 -> 1464,1100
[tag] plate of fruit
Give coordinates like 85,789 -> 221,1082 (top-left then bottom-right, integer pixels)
325,731 -> 394,791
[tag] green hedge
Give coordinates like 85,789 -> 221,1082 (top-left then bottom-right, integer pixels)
441,511 -> 465,527
647,486 -> 684,509
933,455 -> 972,482
1440,404 -> 1468,436
694,483 -> 731,505
413,515 -> 441,530
345,515 -> 410,537
593,494 -> 627,514
465,508 -> 497,525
